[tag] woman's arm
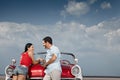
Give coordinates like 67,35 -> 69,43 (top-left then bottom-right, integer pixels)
29,52 -> 40,64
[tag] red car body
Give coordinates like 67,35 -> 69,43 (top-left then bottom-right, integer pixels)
28,52 -> 82,80
5,52 -> 82,80
29,61 -> 75,79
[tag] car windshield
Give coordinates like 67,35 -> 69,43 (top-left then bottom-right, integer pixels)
34,52 -> 75,64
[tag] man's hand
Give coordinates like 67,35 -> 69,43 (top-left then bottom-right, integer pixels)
38,58 -> 46,65
42,63 -> 48,68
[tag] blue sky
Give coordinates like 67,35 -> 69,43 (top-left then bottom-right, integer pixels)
0,0 -> 120,76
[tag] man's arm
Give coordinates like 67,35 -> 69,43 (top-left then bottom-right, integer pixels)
43,54 -> 57,68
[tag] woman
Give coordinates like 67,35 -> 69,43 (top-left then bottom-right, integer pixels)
12,43 -> 41,80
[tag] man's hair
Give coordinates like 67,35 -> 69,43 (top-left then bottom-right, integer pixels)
43,36 -> 52,44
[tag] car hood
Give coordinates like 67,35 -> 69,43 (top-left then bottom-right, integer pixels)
28,64 -> 45,77
29,64 -> 75,78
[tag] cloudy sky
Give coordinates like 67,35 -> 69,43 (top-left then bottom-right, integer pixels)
0,0 -> 120,76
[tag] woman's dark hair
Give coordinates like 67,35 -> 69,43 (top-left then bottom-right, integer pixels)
24,43 -> 33,52
43,36 -> 52,44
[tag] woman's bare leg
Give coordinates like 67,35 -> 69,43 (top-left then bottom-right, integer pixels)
12,75 -> 18,80
18,75 -> 26,80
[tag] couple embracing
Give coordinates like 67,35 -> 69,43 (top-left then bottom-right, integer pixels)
12,36 -> 61,80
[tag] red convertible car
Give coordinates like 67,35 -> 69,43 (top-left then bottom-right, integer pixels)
5,52 -> 83,80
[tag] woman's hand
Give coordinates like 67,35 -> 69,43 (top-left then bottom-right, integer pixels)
37,58 -> 46,64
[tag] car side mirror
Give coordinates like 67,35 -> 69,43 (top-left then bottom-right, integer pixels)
75,58 -> 78,64
11,58 -> 16,65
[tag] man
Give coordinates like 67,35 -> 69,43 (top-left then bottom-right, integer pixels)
42,36 -> 61,80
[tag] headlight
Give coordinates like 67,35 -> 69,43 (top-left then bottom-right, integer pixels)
71,65 -> 81,76
5,66 -> 14,76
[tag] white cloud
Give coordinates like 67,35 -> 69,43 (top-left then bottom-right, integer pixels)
88,0 -> 97,4
61,1 -> 90,16
0,22 -> 47,50
101,2 -> 111,9
0,18 -> 120,55
104,29 -> 120,46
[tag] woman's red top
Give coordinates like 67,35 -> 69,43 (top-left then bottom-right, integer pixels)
20,52 -> 32,68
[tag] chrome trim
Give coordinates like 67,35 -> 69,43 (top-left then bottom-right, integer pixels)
71,65 -> 81,76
